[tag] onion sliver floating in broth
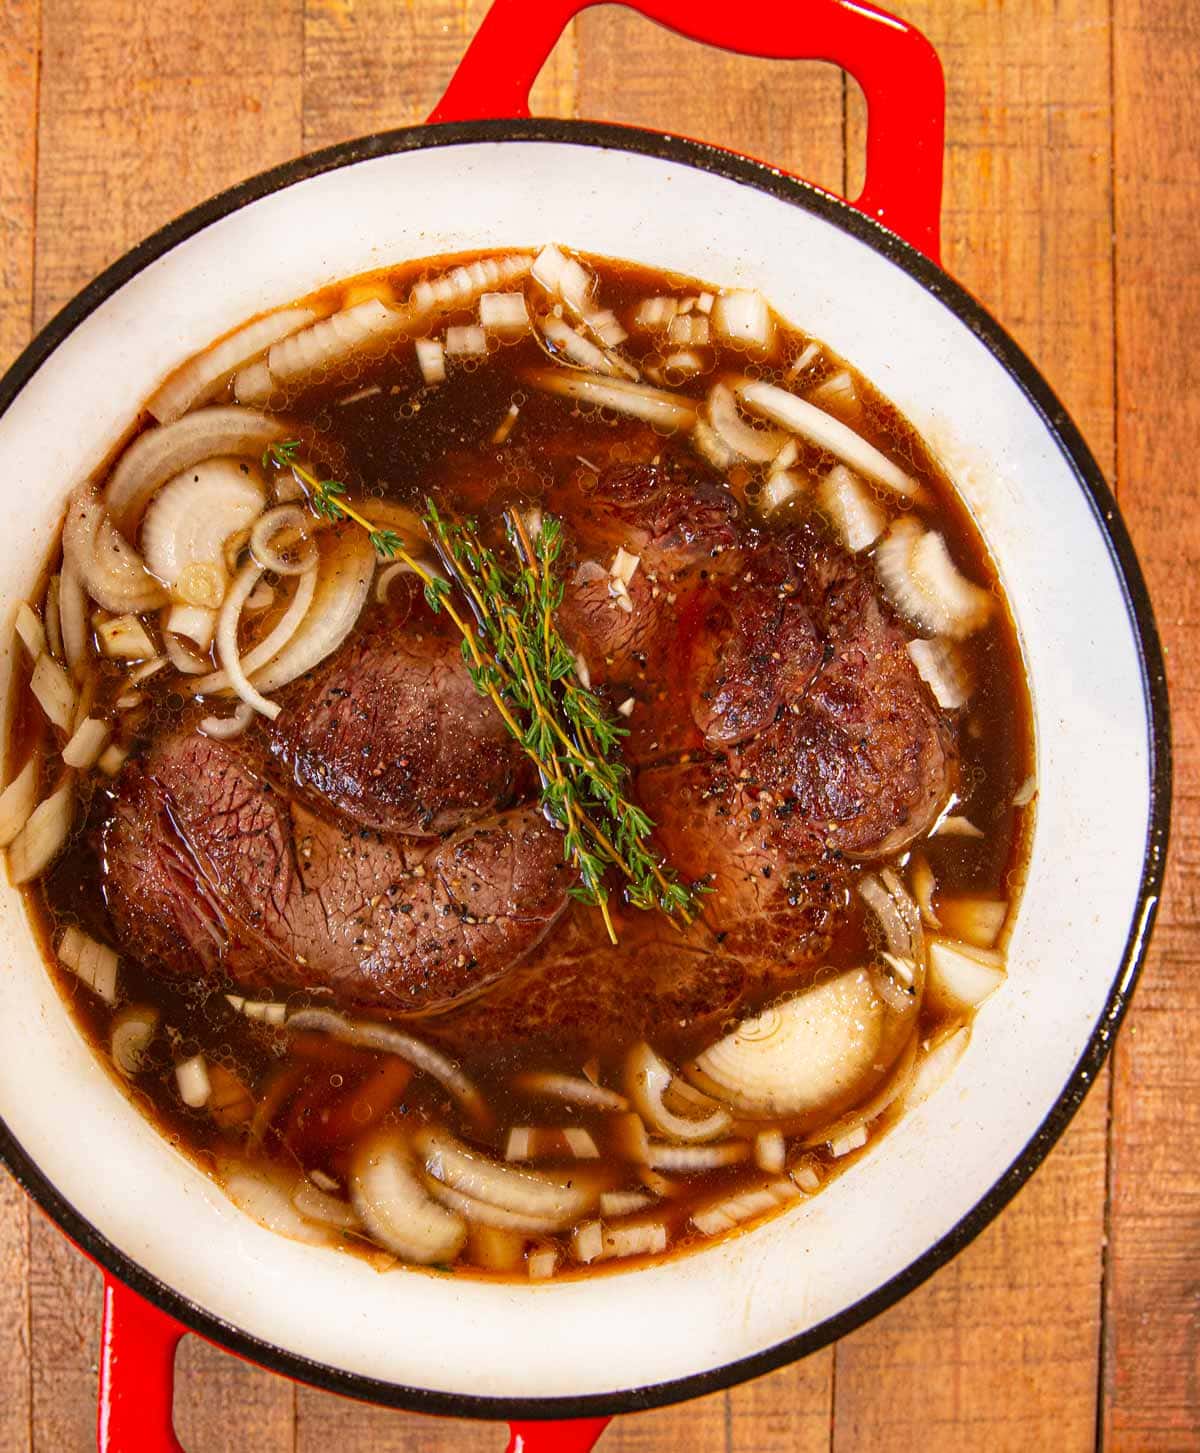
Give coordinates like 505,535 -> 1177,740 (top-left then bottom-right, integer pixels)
9,243 -> 1033,1281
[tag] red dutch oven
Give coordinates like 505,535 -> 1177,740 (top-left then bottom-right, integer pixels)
0,1 -> 1169,1449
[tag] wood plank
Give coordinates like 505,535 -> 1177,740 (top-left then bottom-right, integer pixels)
174,1335 -> 300,1453
1105,0 -> 1200,1446
302,0 -> 576,151
30,0 -> 306,1445
834,3 -> 1115,1449
0,7 -> 40,1447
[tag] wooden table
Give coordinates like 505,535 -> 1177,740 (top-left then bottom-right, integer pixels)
0,1 -> 1196,1448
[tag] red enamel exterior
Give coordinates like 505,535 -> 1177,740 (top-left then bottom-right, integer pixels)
92,1 -> 944,1447
428,0 -> 945,261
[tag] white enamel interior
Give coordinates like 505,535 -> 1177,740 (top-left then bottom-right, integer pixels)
0,140 -> 1154,1401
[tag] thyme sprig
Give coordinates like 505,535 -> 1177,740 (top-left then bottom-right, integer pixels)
263,440 -> 704,940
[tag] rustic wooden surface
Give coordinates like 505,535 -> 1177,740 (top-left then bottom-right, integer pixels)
0,0 -> 1195,1447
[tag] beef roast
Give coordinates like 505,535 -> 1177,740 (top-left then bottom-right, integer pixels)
101,731 -> 569,1012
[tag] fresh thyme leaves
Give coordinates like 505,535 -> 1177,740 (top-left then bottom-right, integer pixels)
262,439 -> 704,940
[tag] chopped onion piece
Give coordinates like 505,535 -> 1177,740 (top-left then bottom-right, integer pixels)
416,1125 -> 595,1226
910,854 -> 940,928
907,637 -> 971,709
15,603 -> 44,660
788,341 -> 822,378
250,505 -> 315,577
414,336 -> 446,385
97,613 -> 157,661
175,1054 -> 210,1108
1013,774 -> 1038,807
610,546 -> 640,587
754,1129 -> 785,1173
697,291 -> 714,314
791,1161 -> 822,1194
632,296 -> 679,331
167,604 -> 216,652
31,654 -> 77,731
445,324 -> 487,357
57,925 -> 118,1003
908,1026 -> 971,1107
617,697 -> 635,718
586,307 -> 627,348
128,655 -> 167,684
505,1127 -> 534,1161
234,361 -> 273,405
935,814 -> 985,839
712,290 -> 774,352
267,298 -> 403,386
43,579 -> 63,661
600,1190 -> 655,1218
409,253 -> 533,321
540,315 -> 630,378
625,1041 -> 732,1143
225,993 -> 287,1025
199,702 -> 255,740
562,1128 -> 600,1159
807,368 -> 860,418
527,1246 -> 558,1280
58,565 -> 87,672
570,1219 -> 604,1264
286,1007 -> 488,1125
927,940 -> 1006,1011
523,367 -> 697,431
105,407 -> 283,533
62,489 -> 167,613
689,970 -> 888,1119
761,470 -> 803,515
479,291 -> 530,336
819,464 -> 886,552
662,350 -> 705,380
938,896 -> 1008,949
147,307 -> 316,423
668,315 -> 710,347
529,244 -> 593,315
510,1070 -> 628,1112
349,1131 -> 466,1265
62,717 -> 111,769
705,381 -> 786,463
467,1222 -> 525,1272
598,1222 -> 667,1260
876,518 -> 992,638
98,743 -> 130,777
738,381 -> 917,497
248,531 -> 373,696
0,758 -> 39,847
111,1004 -> 159,1077
114,691 -> 144,712
691,1177 -> 800,1236
292,1179 -> 359,1232
829,1125 -> 868,1158
645,1140 -> 748,1172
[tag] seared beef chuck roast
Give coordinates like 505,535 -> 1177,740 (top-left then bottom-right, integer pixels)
100,452 -> 954,1031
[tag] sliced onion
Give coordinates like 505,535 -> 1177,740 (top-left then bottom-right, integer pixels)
249,505 -> 316,576
625,1042 -> 732,1143
907,637 -> 971,709
248,530 -> 373,696
415,1125 -> 595,1226
292,1179 -> 360,1232
31,654 -> 77,731
510,1070 -> 628,1112
529,245 -> 592,316
927,939 -> 1006,1011
62,489 -> 167,613
62,717 -> 111,769
409,253 -> 533,321
166,604 -> 216,652
754,1128 -> 786,1173
199,702 -> 255,740
111,1003 -> 159,1077
761,471 -> 803,515
218,1159 -> 331,1247
147,307 -> 316,423
216,561 -> 279,719
348,1127 -> 464,1267
934,813 -> 985,839
190,563 -> 316,695
234,361 -> 273,405
910,854 -> 940,928
425,1179 -> 570,1237
705,381 -> 786,463
807,368 -> 860,418
645,1140 -> 749,1171
876,519 -> 992,639
58,565 -> 88,672
688,971 -> 888,1119
691,417 -> 740,472
163,625 -> 210,675
712,290 -> 774,352
105,408 -> 284,533
141,457 -> 265,597
691,1177 -> 800,1236
859,870 -> 923,964
15,603 -> 44,660
907,1026 -> 971,1108
43,579 -> 63,661
57,925 -> 118,1003
819,464 -> 886,552
599,1190 -> 656,1218
738,380 -> 917,498
522,367 -> 697,431
540,316 -> 626,377
803,1029 -> 919,1150
267,298 -> 403,386
937,896 -> 1008,949
0,757 -> 39,847
374,558 -> 444,604
286,1007 -> 488,1125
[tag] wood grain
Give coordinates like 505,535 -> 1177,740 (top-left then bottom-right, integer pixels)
832,4 -> 1117,1448
1105,0 -> 1200,1446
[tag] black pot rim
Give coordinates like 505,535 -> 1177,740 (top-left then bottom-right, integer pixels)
0,116 -> 1172,1424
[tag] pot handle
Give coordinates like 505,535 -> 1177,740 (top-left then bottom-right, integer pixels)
428,0 -> 944,262
98,1275 -> 186,1452
507,1419 -> 612,1453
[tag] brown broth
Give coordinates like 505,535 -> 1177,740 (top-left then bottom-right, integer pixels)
14,249 -> 1034,1280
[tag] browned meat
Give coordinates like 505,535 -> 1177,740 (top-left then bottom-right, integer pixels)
101,731 -> 570,1013
269,600 -> 525,835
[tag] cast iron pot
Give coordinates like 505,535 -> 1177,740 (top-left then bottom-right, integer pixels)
0,1 -> 1170,1449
